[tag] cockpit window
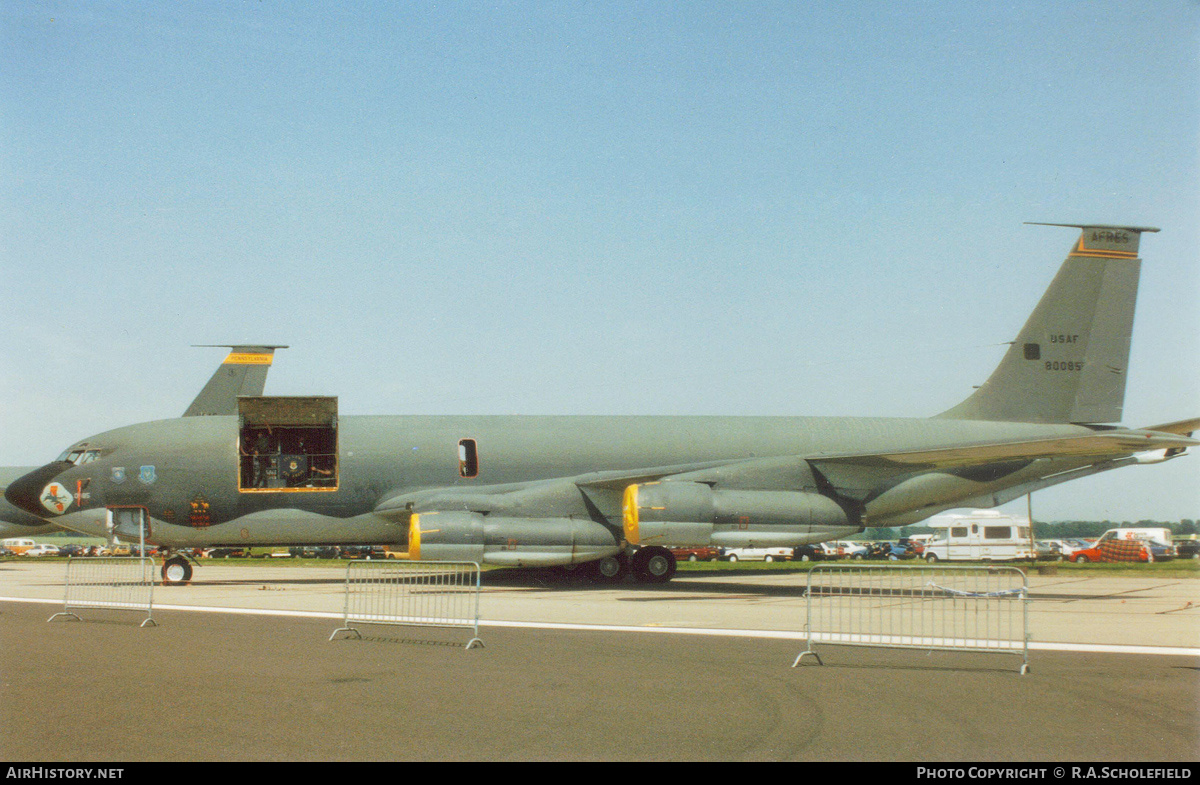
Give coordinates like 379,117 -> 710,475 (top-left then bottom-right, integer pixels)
55,448 -> 102,465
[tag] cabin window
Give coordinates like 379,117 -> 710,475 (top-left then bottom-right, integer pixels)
458,439 -> 479,478
238,396 -> 339,493
984,526 -> 1011,540
950,527 -> 968,538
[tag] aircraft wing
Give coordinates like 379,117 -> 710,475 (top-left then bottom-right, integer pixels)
369,423 -> 1197,546
372,425 -> 1198,516
372,459 -> 742,519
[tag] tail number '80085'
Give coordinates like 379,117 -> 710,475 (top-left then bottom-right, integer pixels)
1045,361 -> 1084,371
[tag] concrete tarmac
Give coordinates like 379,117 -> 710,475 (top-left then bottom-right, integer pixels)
1,560 -> 1197,761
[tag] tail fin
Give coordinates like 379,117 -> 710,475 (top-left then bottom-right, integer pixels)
938,224 -> 1158,424
182,345 -> 288,417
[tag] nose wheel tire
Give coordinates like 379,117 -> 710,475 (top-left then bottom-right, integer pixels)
161,556 -> 193,585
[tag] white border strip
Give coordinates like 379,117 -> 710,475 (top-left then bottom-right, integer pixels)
3,596 -> 1196,657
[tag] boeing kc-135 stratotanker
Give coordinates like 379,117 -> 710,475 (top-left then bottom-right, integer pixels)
6,225 -> 1196,584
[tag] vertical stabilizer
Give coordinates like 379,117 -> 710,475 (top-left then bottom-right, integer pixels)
182,345 -> 288,417
938,225 -> 1158,424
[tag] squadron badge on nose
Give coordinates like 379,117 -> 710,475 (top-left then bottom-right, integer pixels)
39,483 -> 72,515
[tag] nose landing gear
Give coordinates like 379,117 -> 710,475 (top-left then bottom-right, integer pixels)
160,553 -> 195,585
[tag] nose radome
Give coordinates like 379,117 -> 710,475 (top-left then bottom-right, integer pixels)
4,462 -> 71,517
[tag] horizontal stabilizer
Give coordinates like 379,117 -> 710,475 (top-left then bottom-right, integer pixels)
1142,417 -> 1200,437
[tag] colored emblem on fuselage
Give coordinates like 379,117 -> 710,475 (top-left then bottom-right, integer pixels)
111,467 -> 126,484
189,495 -> 211,527
139,465 -> 157,485
39,483 -> 72,515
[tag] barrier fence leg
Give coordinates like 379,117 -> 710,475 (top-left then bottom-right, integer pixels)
791,647 -> 822,668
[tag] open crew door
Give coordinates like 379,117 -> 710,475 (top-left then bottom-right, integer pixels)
238,396 -> 339,493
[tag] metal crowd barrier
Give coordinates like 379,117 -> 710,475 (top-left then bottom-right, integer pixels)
793,565 -> 1028,674
48,557 -> 158,628
329,560 -> 484,649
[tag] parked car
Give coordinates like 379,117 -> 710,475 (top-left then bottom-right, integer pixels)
720,547 -> 792,562
1055,539 -> 1092,559
866,542 -> 916,561
205,547 -> 248,558
1035,541 -> 1063,561
23,543 -> 61,557
1072,530 -> 1175,563
1174,539 -> 1200,559
340,545 -> 391,560
792,544 -> 831,561
1072,533 -> 1149,563
57,544 -> 86,558
1147,540 -> 1177,561
832,541 -> 869,559
669,546 -> 721,562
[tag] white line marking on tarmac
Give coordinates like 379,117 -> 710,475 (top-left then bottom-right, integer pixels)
5,595 -> 1197,657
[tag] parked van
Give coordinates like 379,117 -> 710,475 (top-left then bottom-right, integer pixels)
1,538 -> 36,555
922,511 -> 1034,562
1106,527 -> 1174,547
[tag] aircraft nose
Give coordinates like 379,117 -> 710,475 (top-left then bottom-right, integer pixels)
4,462 -> 71,517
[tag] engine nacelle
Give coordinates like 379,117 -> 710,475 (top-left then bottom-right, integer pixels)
407,511 -> 620,567
623,481 -> 854,547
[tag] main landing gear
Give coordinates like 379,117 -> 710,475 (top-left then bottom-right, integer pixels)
631,545 -> 676,583
591,546 -> 677,584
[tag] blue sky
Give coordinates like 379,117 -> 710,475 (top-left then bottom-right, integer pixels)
2,1 -> 1196,521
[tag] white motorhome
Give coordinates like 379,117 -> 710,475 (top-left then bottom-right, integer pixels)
922,510 -> 1034,562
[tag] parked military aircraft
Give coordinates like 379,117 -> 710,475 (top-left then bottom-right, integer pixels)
6,225 -> 1196,585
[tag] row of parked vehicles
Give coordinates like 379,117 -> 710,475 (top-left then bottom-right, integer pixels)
668,523 -> 1194,565
0,540 -> 160,558
0,539 -> 398,561
7,521 -> 1196,566
669,540 -> 924,563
